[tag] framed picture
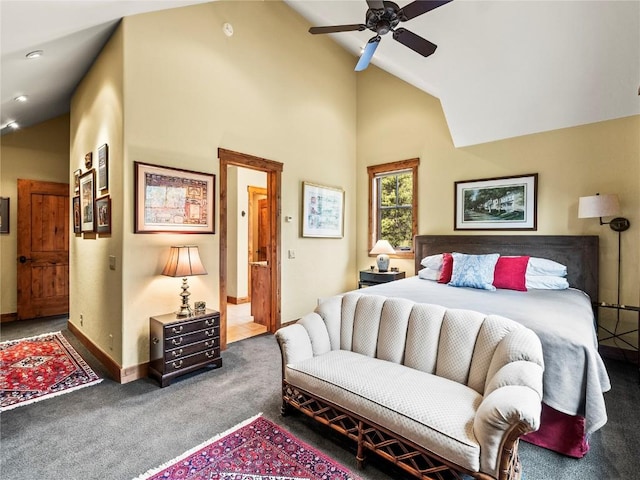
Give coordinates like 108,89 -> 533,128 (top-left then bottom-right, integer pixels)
72,196 -> 81,234
95,195 -> 111,234
79,170 -> 96,232
73,169 -> 82,195
0,197 -> 9,234
85,152 -> 93,169
301,181 -> 345,238
454,173 -> 538,230
98,144 -> 109,191
134,162 -> 215,234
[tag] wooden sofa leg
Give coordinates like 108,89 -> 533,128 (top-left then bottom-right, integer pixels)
281,399 -> 292,417
356,421 -> 366,469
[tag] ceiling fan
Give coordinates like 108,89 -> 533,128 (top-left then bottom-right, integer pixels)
309,0 -> 452,71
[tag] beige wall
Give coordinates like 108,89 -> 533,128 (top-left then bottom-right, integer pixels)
0,115 -> 70,315
107,1 -> 356,367
357,65 -> 640,347
69,25 -> 124,362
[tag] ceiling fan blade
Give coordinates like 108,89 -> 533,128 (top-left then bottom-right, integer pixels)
393,28 -> 437,57
400,0 -> 453,21
309,24 -> 366,34
355,37 -> 381,71
366,0 -> 386,11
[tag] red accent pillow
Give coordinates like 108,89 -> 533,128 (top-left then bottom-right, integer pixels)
437,253 -> 454,283
493,256 -> 530,291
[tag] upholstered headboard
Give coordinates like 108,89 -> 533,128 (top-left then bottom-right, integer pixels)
413,235 -> 599,301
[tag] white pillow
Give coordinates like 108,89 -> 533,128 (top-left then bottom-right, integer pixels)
420,254 -> 443,270
418,267 -> 440,281
526,275 -> 569,290
527,257 -> 567,277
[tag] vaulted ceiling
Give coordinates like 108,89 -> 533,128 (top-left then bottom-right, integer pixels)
2,1 -> 639,146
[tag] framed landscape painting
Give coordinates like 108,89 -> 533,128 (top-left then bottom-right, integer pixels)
454,173 -> 538,230
134,162 -> 215,234
301,181 -> 344,238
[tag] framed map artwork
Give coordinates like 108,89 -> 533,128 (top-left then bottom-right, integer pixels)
134,162 -> 215,234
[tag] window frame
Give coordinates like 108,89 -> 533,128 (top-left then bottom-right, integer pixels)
367,158 -> 419,259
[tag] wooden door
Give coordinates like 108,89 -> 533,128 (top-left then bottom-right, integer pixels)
257,198 -> 268,262
17,179 -> 70,320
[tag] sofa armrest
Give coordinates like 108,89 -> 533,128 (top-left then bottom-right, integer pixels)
474,385 -> 542,477
275,324 -> 313,369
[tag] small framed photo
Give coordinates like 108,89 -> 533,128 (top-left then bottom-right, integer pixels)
134,162 -> 215,234
74,169 -> 82,195
0,197 -> 9,234
85,152 -> 93,169
454,173 -> 538,230
79,170 -> 96,232
72,196 -> 81,234
98,143 -> 109,191
95,195 -> 111,234
194,301 -> 206,314
301,181 -> 345,238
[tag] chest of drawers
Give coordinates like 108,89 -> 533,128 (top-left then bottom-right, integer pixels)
149,309 -> 222,387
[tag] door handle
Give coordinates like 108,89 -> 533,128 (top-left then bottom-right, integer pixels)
19,256 -> 31,263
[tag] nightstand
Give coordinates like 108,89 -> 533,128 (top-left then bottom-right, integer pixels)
596,302 -> 639,380
359,269 -> 406,288
149,309 -> 222,387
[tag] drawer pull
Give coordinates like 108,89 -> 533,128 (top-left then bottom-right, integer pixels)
205,329 -> 214,337
171,337 -> 183,346
205,350 -> 216,358
171,360 -> 183,369
205,340 -> 214,348
171,326 -> 184,334
171,349 -> 183,358
205,319 -> 215,327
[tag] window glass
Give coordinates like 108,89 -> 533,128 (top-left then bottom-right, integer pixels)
367,159 -> 419,256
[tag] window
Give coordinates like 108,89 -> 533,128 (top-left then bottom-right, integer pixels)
367,158 -> 419,257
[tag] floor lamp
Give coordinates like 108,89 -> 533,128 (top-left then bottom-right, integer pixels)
578,193 -> 631,352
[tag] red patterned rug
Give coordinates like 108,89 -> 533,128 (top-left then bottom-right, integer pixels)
0,331 -> 102,412
135,414 -> 362,480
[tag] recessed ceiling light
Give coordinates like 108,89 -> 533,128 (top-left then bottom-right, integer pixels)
14,95 -> 28,102
6,121 -> 19,129
26,50 -> 44,59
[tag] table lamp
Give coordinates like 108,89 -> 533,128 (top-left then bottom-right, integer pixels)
370,239 -> 395,272
162,245 -> 207,317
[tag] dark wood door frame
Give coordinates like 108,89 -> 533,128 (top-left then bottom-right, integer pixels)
218,148 -> 283,350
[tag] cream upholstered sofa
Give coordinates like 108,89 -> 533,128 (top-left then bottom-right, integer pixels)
275,292 -> 544,480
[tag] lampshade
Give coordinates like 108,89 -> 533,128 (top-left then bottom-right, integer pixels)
578,194 -> 620,219
162,246 -> 207,318
162,245 -> 207,278
369,239 -> 396,255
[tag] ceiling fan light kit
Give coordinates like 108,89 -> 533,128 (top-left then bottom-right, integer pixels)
309,0 -> 452,71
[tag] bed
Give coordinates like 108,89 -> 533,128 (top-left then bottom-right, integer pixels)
359,234 -> 610,458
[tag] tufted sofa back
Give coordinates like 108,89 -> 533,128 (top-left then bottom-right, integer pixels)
313,292 -> 543,396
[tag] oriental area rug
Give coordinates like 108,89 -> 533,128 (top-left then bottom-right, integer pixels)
0,331 -> 102,412
134,414 -> 362,480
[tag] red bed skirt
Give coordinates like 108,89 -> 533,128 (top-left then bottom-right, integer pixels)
521,403 -> 589,458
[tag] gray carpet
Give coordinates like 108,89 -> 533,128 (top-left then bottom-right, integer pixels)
1,317 -> 638,480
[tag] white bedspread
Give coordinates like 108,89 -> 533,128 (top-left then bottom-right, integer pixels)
358,276 -> 611,435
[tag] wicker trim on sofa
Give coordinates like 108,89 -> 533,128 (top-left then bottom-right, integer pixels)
281,380 -> 525,480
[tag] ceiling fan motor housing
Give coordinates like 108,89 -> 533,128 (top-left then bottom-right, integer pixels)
366,1 -> 401,35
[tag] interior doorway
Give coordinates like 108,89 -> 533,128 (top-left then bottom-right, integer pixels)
218,148 -> 283,350
16,179 -> 70,320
